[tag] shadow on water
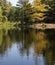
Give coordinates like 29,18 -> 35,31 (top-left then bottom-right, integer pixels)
0,28 -> 55,65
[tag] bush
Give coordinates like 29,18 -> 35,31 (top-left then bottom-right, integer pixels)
2,16 -> 8,22
0,17 -> 3,22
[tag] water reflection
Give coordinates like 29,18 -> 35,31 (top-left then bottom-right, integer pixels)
0,28 -> 55,65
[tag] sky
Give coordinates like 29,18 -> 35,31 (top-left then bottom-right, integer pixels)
7,0 -> 18,6
7,0 -> 33,6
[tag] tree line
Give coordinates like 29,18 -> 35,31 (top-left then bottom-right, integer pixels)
0,0 -> 55,24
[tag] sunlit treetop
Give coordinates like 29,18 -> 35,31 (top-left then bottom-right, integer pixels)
32,0 -> 49,21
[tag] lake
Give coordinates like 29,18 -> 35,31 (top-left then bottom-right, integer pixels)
0,28 -> 55,65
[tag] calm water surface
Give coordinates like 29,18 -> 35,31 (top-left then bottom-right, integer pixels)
0,28 -> 55,65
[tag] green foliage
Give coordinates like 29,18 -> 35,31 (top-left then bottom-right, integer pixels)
0,0 -> 11,22
2,16 -> 8,22
8,7 -> 17,22
0,6 -> 2,22
2,2 -> 11,19
0,7 -> 2,16
17,0 -> 35,24
0,17 -> 2,22
0,0 -> 55,23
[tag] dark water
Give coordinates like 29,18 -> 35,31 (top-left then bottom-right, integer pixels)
0,28 -> 55,65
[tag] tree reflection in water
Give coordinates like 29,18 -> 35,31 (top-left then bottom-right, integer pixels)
0,28 -> 55,65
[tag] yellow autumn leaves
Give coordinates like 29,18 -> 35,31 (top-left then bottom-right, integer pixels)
32,0 -> 49,21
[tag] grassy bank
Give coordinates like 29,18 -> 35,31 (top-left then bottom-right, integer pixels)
0,21 -> 21,30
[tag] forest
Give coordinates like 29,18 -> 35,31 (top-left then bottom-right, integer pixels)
0,0 -> 55,65
0,0 -> 55,24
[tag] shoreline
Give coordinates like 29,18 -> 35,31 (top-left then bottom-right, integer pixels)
30,24 -> 55,29
0,22 -> 55,29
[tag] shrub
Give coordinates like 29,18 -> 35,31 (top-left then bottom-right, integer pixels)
2,16 -> 8,22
